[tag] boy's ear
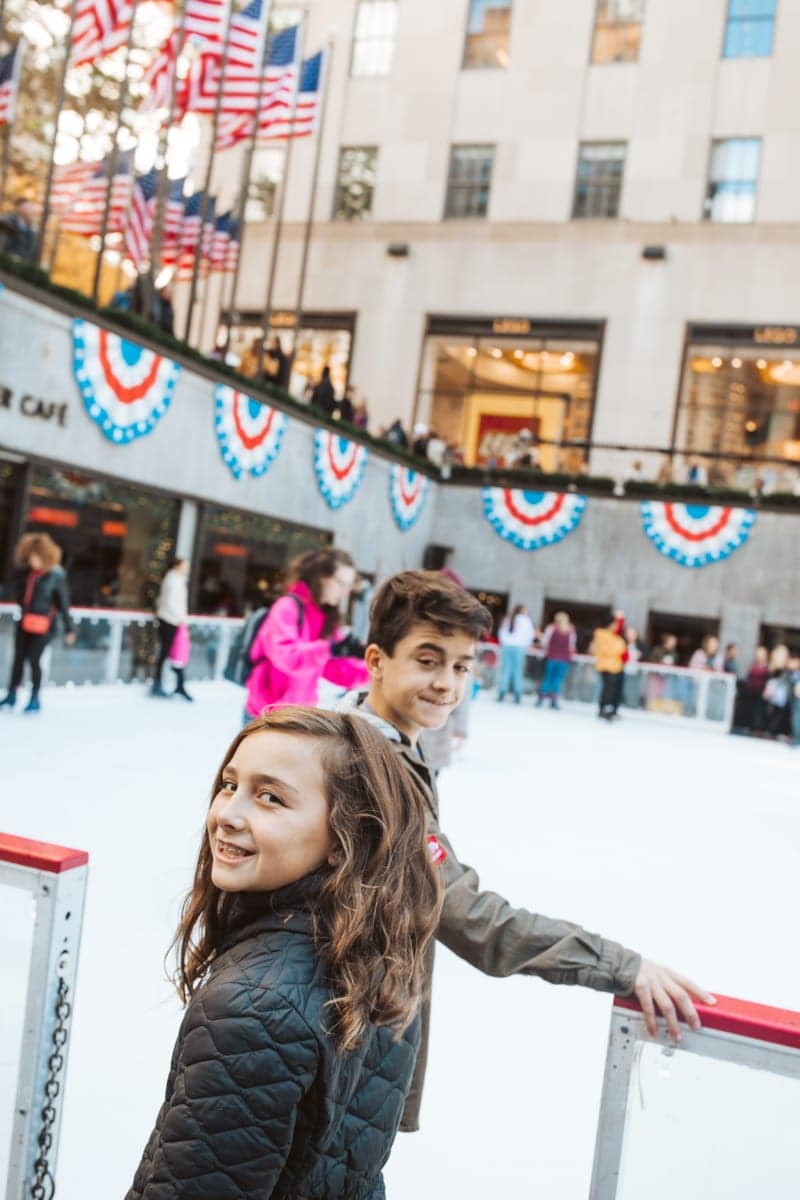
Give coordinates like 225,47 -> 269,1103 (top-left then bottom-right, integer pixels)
364,643 -> 384,678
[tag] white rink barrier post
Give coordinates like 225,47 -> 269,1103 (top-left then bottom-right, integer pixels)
590,993 -> 800,1199
1,833 -> 88,1200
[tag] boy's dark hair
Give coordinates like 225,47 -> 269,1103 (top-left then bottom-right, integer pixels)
368,570 -> 491,654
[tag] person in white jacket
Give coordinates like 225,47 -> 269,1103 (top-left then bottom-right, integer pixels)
152,558 -> 191,700
497,604 -> 536,703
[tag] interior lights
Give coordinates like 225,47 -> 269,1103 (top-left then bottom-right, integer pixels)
467,347 -> 477,358
491,348 -> 503,359
711,356 -> 723,368
783,360 -> 792,370
731,357 -> 742,368
513,349 -> 524,359
560,352 -> 575,367
756,358 -> 767,369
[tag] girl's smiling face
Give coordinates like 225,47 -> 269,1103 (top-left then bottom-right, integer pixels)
208,730 -> 333,893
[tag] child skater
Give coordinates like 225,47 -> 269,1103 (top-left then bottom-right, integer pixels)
126,707 -> 441,1199
340,570 -> 715,1132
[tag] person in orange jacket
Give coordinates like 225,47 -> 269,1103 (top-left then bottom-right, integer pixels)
592,610 -> 627,721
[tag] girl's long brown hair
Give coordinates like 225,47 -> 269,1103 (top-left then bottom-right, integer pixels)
286,547 -> 355,637
172,707 -> 442,1050
14,532 -> 62,571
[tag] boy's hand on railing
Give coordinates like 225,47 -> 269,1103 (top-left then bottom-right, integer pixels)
633,959 -> 716,1041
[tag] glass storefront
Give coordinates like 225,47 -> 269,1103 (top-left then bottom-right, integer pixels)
416,317 -> 603,469
219,311 -> 356,401
22,466 -> 179,610
194,505 -> 331,617
0,458 -> 22,581
675,324 -> 800,488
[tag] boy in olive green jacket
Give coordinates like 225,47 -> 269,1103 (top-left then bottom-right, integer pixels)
340,570 -> 713,1132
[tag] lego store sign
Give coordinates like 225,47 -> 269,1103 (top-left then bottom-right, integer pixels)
0,385 -> 69,427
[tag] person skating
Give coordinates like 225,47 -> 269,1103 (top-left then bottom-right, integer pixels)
497,603 -> 535,704
126,707 -> 441,1198
537,610 -> 576,708
243,548 -> 368,722
0,533 -> 75,714
592,611 -> 627,720
339,571 -> 713,1133
152,558 -> 192,700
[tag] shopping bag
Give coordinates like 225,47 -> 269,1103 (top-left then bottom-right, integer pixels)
168,625 -> 191,668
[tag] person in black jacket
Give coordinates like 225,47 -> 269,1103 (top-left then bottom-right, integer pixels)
0,533 -> 74,714
310,365 -> 336,417
127,706 -> 441,1200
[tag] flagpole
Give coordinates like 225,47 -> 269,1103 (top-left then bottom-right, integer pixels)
148,0 -> 189,306
183,2 -> 235,343
91,0 -> 141,303
34,0 -> 79,263
257,14 -> 306,377
292,39 -> 332,346
220,20 -> 276,358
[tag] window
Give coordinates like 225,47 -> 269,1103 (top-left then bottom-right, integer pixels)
415,318 -> 602,470
245,148 -> 284,221
333,147 -> 378,221
444,145 -> 494,219
591,0 -> 645,64
463,0 -> 512,69
705,138 -> 760,223
674,325 -> 800,491
351,0 -> 398,77
572,142 -> 626,219
723,0 -> 777,59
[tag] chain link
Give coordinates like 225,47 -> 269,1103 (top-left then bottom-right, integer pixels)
30,970 -> 71,1200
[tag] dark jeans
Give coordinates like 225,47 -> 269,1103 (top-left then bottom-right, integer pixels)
599,671 -> 623,715
540,659 -> 569,699
154,619 -> 178,688
8,627 -> 49,695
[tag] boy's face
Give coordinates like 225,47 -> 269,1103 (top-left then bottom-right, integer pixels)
365,622 -> 476,743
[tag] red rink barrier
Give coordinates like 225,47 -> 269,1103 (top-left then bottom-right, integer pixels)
590,991 -> 800,1198
1,832 -> 88,1198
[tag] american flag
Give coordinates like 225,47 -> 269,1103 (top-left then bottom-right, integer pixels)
0,41 -> 23,127
51,160 -> 102,215
176,189 -> 204,277
61,158 -> 132,236
227,0 -> 268,72
210,210 -> 230,269
189,22 -> 298,118
199,195 -> 217,276
70,0 -> 133,68
261,49 -> 323,141
159,177 -> 186,265
124,168 -> 158,271
184,0 -> 230,53
140,31 -> 178,114
224,217 -> 240,273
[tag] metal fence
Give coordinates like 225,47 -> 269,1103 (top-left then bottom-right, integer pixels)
474,645 -> 737,728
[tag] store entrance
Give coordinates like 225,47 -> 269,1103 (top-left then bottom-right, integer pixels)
647,611 -> 720,666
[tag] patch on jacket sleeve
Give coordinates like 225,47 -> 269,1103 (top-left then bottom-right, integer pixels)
427,834 -> 448,866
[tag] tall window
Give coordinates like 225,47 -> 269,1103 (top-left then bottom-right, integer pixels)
351,0 -> 398,77
444,145 -> 495,219
572,142 -> 626,219
723,0 -> 777,58
705,138 -> 761,223
245,148 -> 284,220
333,147 -> 379,220
463,0 -> 512,69
590,0 -> 645,64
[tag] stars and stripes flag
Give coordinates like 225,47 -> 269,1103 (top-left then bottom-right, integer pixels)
124,168 -> 158,271
199,194 -> 217,276
224,217 -> 240,273
0,41 -> 24,127
159,177 -> 186,266
210,211 -> 230,269
140,31 -> 179,114
61,158 -> 133,236
70,0 -> 133,67
215,44 -> 322,150
176,190 -> 205,277
51,159 -> 102,214
227,0 -> 269,71
184,0 -> 230,53
189,22 -> 298,119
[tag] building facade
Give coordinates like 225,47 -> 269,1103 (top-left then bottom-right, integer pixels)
209,0 -> 800,486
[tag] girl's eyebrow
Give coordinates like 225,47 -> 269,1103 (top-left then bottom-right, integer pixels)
250,772 -> 299,798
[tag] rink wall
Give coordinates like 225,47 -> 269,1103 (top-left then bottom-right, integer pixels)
0,284 -> 434,575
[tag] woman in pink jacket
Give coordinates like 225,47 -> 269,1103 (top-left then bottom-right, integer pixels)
244,548 -> 369,721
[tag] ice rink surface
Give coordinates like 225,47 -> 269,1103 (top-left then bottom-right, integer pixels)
1,683 -> 798,1198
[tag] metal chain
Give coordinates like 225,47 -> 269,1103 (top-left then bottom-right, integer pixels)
30,969 -> 71,1200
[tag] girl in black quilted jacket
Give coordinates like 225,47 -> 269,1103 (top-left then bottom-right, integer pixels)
127,707 -> 441,1200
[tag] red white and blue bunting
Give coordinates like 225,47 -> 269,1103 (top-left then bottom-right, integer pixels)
214,385 -> 288,479
482,488 -> 587,551
312,430 -> 369,509
389,465 -> 429,531
640,502 -> 756,568
72,319 -> 180,444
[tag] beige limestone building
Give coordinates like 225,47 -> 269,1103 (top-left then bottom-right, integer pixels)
195,0 -> 800,488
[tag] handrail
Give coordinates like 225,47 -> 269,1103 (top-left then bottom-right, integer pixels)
0,831 -> 89,873
614,994 -> 800,1052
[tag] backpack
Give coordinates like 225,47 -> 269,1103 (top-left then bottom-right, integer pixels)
223,594 -> 304,687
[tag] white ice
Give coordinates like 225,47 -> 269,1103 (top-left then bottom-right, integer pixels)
1,684 -> 798,1199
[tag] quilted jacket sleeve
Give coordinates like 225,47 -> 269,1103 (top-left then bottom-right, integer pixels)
127,980 -> 320,1200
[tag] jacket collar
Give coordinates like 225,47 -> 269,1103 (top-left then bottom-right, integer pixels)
219,870 -> 328,951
